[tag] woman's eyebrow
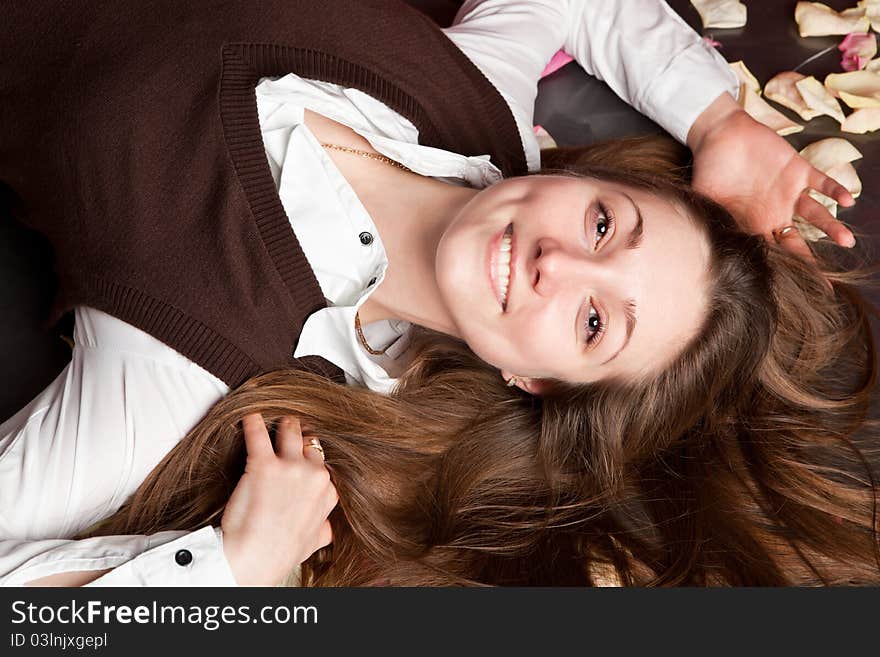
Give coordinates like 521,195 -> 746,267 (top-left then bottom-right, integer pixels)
621,192 -> 644,250
600,194 -> 642,366
601,298 -> 637,365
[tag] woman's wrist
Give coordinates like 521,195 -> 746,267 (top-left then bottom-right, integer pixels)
686,91 -> 746,155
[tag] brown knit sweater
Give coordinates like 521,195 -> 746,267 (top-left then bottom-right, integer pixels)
0,0 -> 526,387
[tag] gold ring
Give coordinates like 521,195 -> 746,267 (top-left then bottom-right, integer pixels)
772,225 -> 797,243
305,438 -> 324,455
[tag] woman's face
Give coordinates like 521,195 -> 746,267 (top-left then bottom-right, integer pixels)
435,175 -> 712,386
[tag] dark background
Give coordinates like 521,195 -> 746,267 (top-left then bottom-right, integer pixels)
1,0 -> 877,422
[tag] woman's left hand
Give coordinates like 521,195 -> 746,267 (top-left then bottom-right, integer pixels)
687,93 -> 856,262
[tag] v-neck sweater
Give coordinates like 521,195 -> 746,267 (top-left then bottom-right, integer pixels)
0,0 -> 526,388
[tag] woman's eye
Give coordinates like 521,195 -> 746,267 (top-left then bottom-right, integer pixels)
595,202 -> 614,246
584,302 -> 605,346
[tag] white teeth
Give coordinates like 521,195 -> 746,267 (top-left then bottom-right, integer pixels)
496,234 -> 512,306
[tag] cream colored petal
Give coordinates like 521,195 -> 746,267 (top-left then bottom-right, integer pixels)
799,137 -> 863,174
533,125 -> 558,150
825,70 -> 880,107
691,0 -> 747,29
795,76 -> 847,123
840,90 -> 880,107
742,87 -> 804,135
841,106 -> 880,132
808,192 -> 836,218
867,58 -> 880,73
826,162 -> 862,198
857,0 -> 880,31
729,61 -> 761,94
795,2 -> 870,36
764,71 -> 821,120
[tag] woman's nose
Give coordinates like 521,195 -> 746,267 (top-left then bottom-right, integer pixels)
532,237 -> 611,295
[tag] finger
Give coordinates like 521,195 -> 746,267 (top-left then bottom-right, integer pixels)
275,416 -> 304,460
241,413 -> 274,460
795,194 -> 855,247
808,170 -> 854,208
302,436 -> 325,464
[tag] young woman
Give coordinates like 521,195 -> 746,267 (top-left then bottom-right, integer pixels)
0,0 -> 873,586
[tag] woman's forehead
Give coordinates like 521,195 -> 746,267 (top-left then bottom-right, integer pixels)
583,185 -> 711,383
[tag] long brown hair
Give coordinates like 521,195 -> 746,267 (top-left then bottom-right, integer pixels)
86,137 -> 880,586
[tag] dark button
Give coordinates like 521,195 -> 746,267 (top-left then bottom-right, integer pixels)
368,277 -> 377,286
174,549 -> 193,566
359,231 -> 374,246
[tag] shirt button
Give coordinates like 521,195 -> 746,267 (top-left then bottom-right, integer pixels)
368,277 -> 377,287
174,549 -> 193,566
359,231 -> 374,246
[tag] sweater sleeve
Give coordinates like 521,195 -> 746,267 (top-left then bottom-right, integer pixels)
442,0 -> 739,147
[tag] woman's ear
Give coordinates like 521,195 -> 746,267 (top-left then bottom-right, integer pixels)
515,377 -> 553,396
500,370 -> 552,396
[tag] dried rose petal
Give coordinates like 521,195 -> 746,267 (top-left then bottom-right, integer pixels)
691,0 -> 747,29
795,2 -> 870,37
795,76 -> 847,122
532,125 -> 558,150
841,107 -> 880,132
825,70 -> 880,108
729,61 -> 761,94
842,52 -> 869,71
859,0 -> 880,31
800,137 -> 863,172
765,71 -> 821,120
741,84 -> 803,135
827,161 -> 862,198
838,33 -> 878,71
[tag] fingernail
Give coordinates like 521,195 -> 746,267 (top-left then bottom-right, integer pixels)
846,234 -> 856,248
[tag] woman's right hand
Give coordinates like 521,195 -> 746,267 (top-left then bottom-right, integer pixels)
220,413 -> 338,586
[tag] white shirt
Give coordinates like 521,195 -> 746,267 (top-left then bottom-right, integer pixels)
0,0 -> 737,586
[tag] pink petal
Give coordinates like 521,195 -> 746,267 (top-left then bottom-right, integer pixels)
540,50 -> 574,79
842,53 -> 862,71
838,32 -> 878,71
702,36 -> 723,48
838,33 -> 875,54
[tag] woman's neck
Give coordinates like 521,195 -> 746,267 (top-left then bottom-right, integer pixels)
302,109 -> 481,336
354,166 -> 479,338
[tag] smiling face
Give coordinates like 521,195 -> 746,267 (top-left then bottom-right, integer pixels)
434,174 -> 713,386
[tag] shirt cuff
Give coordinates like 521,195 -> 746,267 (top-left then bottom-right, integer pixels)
86,527 -> 238,587
638,40 -> 740,145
